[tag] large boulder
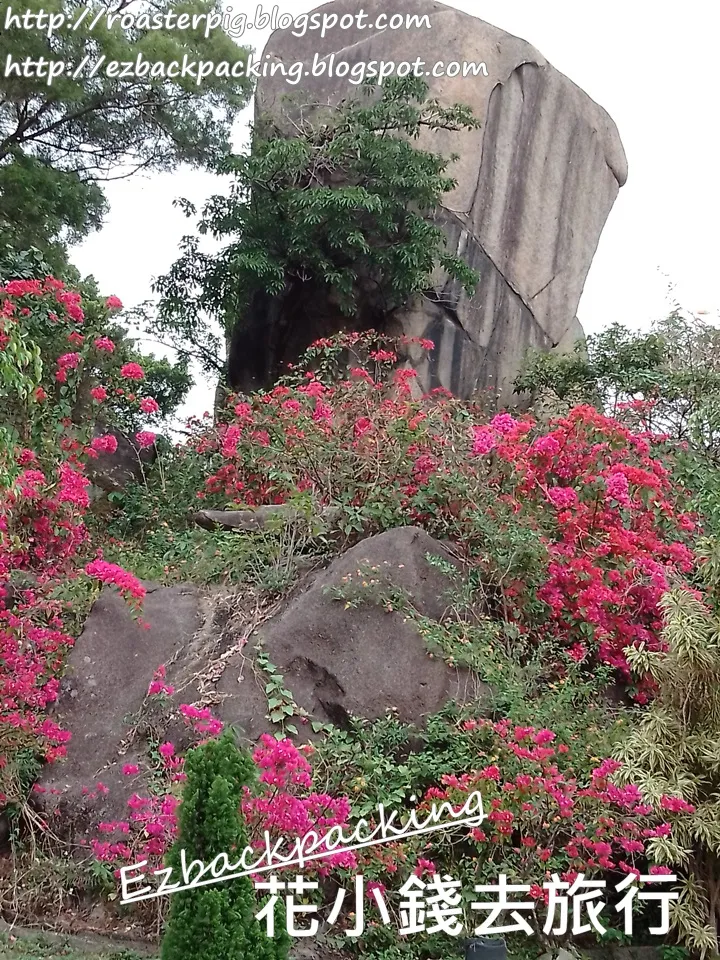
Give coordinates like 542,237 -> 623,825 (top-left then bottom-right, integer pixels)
86,422 -> 155,493
217,525 -> 479,736
42,582 -> 204,830
231,0 -> 627,402
42,527 -> 483,832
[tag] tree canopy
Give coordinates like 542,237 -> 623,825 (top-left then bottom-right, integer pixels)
153,76 -> 481,375
0,0 -> 253,264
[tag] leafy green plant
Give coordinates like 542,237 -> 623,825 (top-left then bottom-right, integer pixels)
255,651 -> 306,737
616,586 -> 720,957
154,76 -> 480,378
160,730 -> 289,960
0,0 -> 253,266
658,945 -> 691,960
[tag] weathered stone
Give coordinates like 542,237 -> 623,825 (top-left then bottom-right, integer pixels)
42,581 -> 203,833
193,504 -> 342,532
218,526 -> 483,736
42,527 -> 486,833
235,0 -> 626,403
86,422 -> 155,493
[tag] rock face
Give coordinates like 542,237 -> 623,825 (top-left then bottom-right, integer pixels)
86,422 -> 155,493
43,582 -> 204,830
233,0 -> 627,402
217,526 -> 480,736
43,527 -> 484,831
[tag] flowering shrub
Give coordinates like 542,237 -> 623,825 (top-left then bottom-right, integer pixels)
160,731 -> 290,960
242,734 -> 356,876
0,277 -> 157,813
0,317 -> 706,953
181,332 -> 696,699
0,276 -> 187,454
0,451 -> 90,784
471,405 -> 696,701
347,716 -> 685,941
90,712 -> 354,881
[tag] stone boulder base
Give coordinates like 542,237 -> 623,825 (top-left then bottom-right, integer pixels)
43,527 -> 483,832
234,0 -> 627,402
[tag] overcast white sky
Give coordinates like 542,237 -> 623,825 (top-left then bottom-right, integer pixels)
71,0 -> 720,418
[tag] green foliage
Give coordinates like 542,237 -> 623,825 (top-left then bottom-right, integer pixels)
99,472 -> 331,590
161,730 -> 289,960
516,321 -> 666,409
99,324 -> 193,434
517,313 -> 720,447
659,947 -> 691,960
0,153 -> 106,273
615,586 -> 720,957
0,932 -> 143,959
0,243 -> 68,284
154,76 -> 480,372
1,0 -> 252,257
0,269 -> 191,449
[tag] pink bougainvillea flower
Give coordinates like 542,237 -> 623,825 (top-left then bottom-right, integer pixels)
472,427 -> 495,456
546,486 -> 578,509
105,295 -> 123,310
135,431 -> 156,449
120,362 -> 144,380
90,386 -> 108,402
57,352 -> 81,370
85,559 -> 145,603
140,397 -> 160,414
94,337 -> 115,353
489,413 -> 518,434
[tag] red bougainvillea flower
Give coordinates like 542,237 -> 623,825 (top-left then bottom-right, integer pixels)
57,463 -> 90,509
369,349 -> 397,363
120,362 -> 144,380
546,486 -> 578,509
140,397 -> 160,414
354,417 -> 373,438
105,295 -> 123,310
57,352 -> 81,370
90,386 -> 108,402
1,279 -> 42,297
55,289 -> 84,323
135,431 -> 156,449
94,337 -> 115,353
90,435 -> 118,455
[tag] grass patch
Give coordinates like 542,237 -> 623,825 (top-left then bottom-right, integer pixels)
0,933 -> 148,960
